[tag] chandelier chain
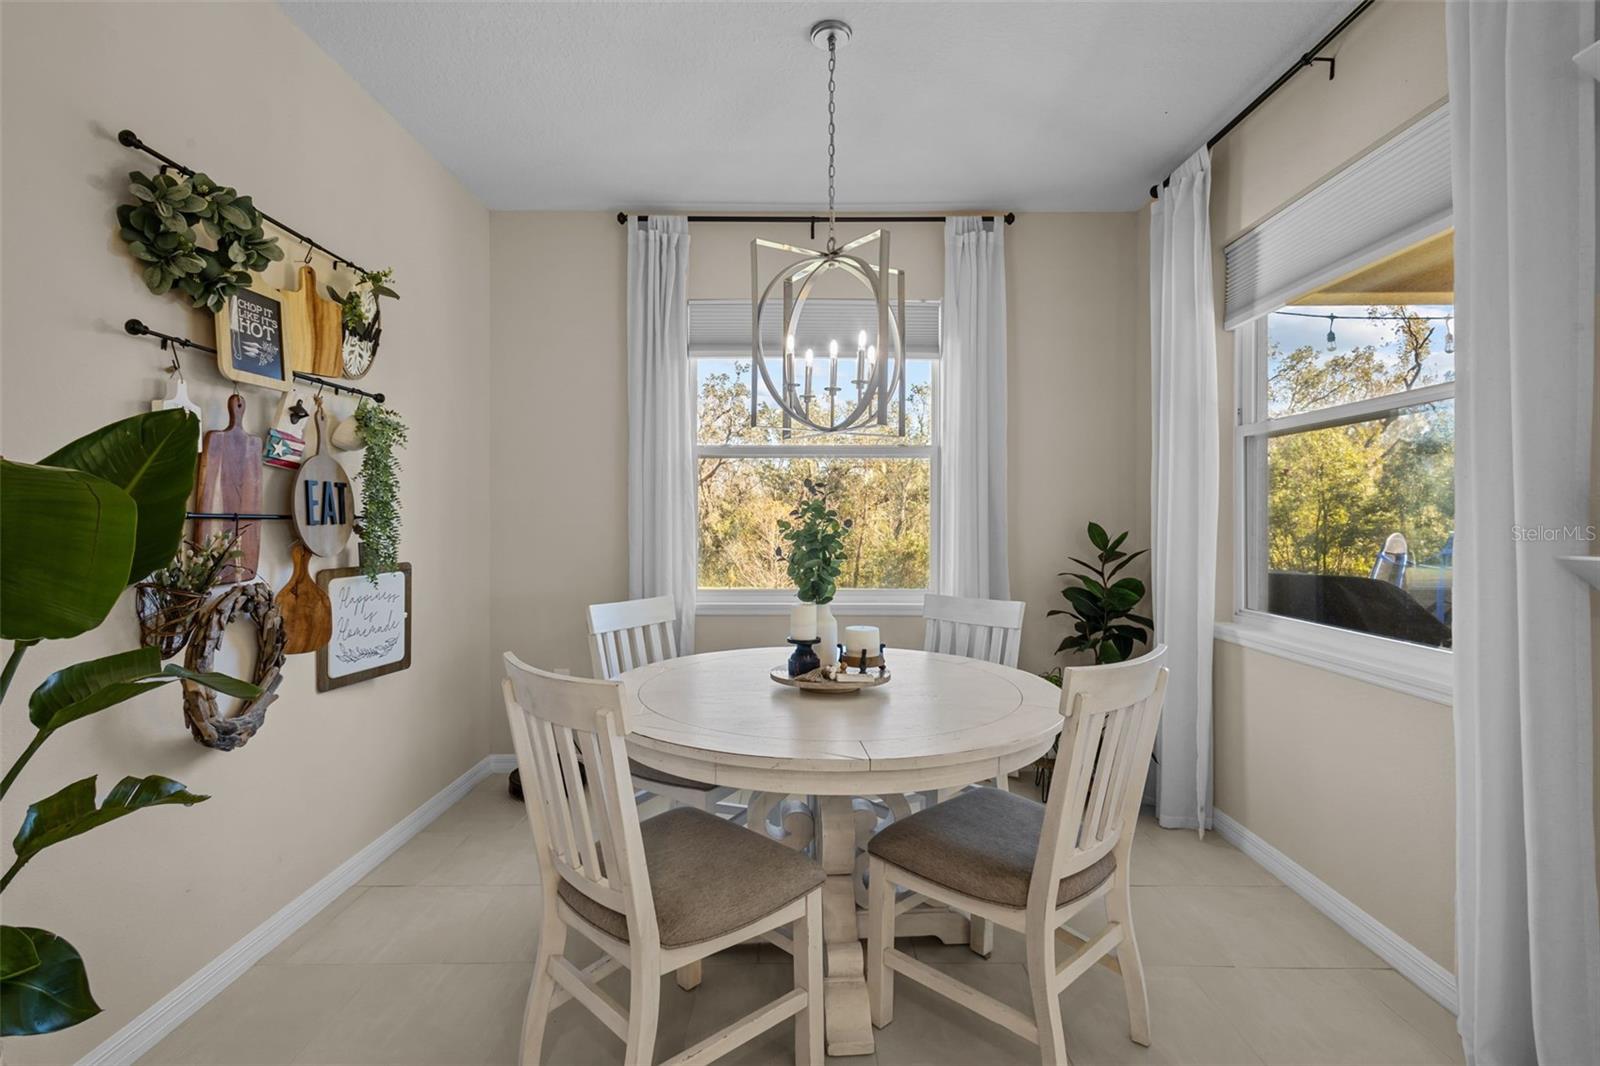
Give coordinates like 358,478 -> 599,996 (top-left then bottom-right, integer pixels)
826,31 -> 837,252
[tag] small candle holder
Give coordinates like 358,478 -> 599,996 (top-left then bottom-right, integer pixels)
786,637 -> 822,678
845,643 -> 888,676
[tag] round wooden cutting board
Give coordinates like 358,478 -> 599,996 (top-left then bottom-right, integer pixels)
292,403 -> 355,557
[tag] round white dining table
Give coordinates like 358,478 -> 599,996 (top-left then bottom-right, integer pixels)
619,646 -> 1064,1057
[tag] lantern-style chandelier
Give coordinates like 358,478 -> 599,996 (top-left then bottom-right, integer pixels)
750,19 -> 907,436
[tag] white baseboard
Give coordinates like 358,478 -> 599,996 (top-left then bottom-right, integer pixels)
77,754 -> 518,1066
1211,809 -> 1458,1014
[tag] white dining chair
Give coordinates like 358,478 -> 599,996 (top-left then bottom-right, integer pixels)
865,646 -> 1169,1066
504,656 -> 825,1066
922,594 -> 1027,796
922,593 -> 1026,668
587,595 -> 742,818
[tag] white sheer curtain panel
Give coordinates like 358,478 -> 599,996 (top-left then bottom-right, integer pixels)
935,216 -> 1010,599
626,216 -> 697,652
1448,2 -> 1599,1061
1149,147 -> 1219,833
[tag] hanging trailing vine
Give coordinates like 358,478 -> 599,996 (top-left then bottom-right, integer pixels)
353,399 -> 407,582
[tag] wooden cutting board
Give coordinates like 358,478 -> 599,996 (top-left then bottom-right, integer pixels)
277,541 -> 331,654
310,275 -> 344,377
292,402 -> 356,557
281,265 -> 319,374
193,394 -> 262,582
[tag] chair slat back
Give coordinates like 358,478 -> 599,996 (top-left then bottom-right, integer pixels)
503,654 -> 656,941
922,594 -> 1027,667
1031,646 -> 1168,910
587,595 -> 681,679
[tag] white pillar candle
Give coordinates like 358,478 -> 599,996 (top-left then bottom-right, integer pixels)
790,603 -> 818,641
843,625 -> 880,655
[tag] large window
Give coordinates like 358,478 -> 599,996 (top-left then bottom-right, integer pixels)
693,300 -> 937,607
1237,231 -> 1455,649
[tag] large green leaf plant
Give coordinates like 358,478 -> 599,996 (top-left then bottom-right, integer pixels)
0,409 -> 260,1037
1048,522 -> 1154,665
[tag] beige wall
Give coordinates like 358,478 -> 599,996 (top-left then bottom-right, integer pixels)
488,212 -> 1148,747
1205,0 -> 1456,968
0,4 -> 493,1063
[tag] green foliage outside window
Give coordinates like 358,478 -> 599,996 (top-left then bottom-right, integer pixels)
1265,306 -> 1455,595
697,361 -> 931,590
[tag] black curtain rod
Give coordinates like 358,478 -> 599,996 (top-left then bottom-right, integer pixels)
1148,0 -> 1374,200
618,212 -> 1014,240
117,129 -> 370,275
123,319 -> 386,404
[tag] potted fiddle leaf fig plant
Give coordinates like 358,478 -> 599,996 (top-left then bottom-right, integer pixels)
1048,521 -> 1153,666
0,409 -> 260,1037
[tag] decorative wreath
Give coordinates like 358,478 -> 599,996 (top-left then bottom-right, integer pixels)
182,583 -> 287,751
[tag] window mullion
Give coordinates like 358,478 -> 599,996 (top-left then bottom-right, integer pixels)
1242,380 -> 1456,438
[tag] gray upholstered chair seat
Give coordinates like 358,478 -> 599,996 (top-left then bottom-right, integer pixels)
628,758 -> 716,792
558,807 -> 824,947
867,787 -> 1116,908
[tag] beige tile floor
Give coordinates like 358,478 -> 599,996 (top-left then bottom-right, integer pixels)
142,776 -> 1464,1066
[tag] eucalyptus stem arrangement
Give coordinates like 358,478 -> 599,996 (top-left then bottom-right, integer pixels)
775,477 -> 852,605
353,399 -> 407,582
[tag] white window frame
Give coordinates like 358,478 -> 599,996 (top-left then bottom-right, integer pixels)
692,361 -> 939,616
1227,276 -> 1454,706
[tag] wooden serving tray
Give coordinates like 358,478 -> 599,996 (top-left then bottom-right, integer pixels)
770,665 -> 891,695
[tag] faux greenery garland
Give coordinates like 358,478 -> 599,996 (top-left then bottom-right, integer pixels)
116,170 -> 284,313
775,477 -> 852,604
353,399 -> 407,582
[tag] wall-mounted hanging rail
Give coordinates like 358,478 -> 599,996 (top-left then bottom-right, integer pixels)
117,129 -> 369,275
123,319 -> 386,403
618,212 -> 1015,241
186,511 -> 293,521
1147,0 -> 1373,199
289,372 -> 386,405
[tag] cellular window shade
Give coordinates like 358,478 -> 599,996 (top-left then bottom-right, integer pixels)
1222,105 -> 1451,330
688,299 -> 941,358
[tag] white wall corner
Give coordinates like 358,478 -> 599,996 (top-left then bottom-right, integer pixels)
1211,809 -> 1458,1014
76,755 -> 509,1066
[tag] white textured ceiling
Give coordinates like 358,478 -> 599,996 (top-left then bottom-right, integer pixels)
282,1 -> 1349,213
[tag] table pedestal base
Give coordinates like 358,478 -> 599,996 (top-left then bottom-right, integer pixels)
745,791 -> 991,1056
819,795 -> 876,1056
